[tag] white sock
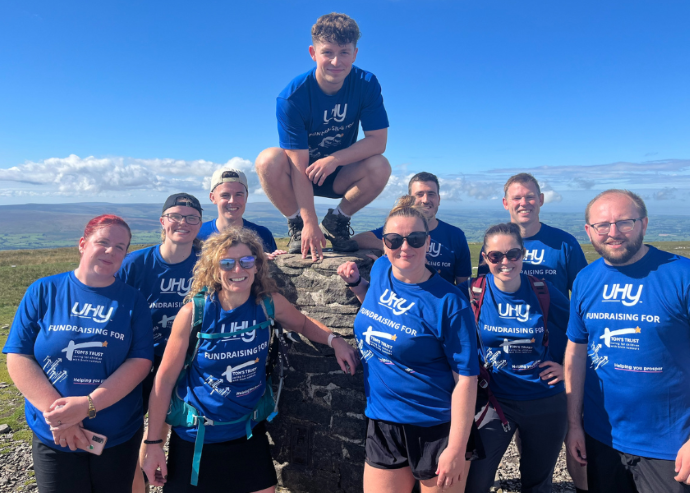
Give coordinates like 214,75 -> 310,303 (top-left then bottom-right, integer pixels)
333,206 -> 351,218
285,211 -> 300,220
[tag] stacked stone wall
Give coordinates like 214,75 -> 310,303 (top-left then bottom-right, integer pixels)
267,251 -> 378,493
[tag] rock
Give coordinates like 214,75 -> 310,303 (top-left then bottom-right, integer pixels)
0,425 -> 11,434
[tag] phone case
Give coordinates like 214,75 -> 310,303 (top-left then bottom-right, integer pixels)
77,429 -> 108,455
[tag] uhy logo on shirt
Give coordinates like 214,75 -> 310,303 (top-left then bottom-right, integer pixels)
498,303 -> 531,322
220,320 -> 256,343
323,103 -> 347,124
523,249 -> 544,265
71,303 -> 113,323
427,242 -> 442,258
378,289 -> 415,315
160,278 -> 192,297
602,284 -> 643,306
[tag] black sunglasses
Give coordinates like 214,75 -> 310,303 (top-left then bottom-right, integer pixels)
219,256 -> 256,271
382,231 -> 428,250
484,248 -> 523,264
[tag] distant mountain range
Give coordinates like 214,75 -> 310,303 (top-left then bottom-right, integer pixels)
2,202 -> 690,250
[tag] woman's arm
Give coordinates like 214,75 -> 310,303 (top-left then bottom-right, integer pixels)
43,358 -> 152,430
7,353 -> 62,412
436,373 -> 477,489
272,293 -> 359,375
337,261 -> 369,304
142,303 -> 193,487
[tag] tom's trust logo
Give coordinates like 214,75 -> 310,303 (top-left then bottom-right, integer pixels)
602,284 -> 643,306
523,249 -> 544,265
378,289 -> 415,316
61,340 -> 107,361
71,303 -> 113,323
427,242 -> 442,258
323,104 -> 347,124
498,303 -> 530,323
160,278 -> 192,297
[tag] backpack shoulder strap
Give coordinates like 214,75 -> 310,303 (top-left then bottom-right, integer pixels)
259,294 -> 275,322
469,275 -> 487,325
527,276 -> 550,346
186,288 -> 208,363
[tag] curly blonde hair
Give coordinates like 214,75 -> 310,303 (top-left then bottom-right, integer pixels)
186,227 -> 277,303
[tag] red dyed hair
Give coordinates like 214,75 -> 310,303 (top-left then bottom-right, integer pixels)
83,214 -> 132,244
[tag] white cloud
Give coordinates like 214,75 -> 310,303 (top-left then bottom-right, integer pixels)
0,154 -> 257,197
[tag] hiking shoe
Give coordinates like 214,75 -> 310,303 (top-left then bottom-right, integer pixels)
287,215 -> 304,254
320,209 -> 358,252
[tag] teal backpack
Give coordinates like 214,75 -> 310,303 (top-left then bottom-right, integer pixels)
166,289 -> 290,486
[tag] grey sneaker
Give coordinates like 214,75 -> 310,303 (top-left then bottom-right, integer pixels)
287,215 -> 304,254
320,209 -> 358,252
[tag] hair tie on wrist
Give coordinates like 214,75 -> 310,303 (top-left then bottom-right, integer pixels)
144,439 -> 163,445
346,276 -> 362,287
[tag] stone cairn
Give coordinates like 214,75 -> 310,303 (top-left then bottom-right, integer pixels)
267,250 -> 378,493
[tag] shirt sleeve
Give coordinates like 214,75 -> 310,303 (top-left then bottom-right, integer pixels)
567,242 -> 588,292
547,282 -> 571,336
264,232 -> 277,252
277,97 -> 309,150
2,281 -> 43,355
371,226 -> 384,240
566,284 -> 589,344
443,306 -> 480,377
359,74 -> 389,132
116,256 -> 134,286
454,237 -> 472,279
126,293 -> 154,361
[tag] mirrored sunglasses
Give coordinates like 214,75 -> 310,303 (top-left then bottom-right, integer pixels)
219,256 -> 256,271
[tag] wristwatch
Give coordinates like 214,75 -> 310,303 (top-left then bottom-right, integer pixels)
87,395 -> 97,419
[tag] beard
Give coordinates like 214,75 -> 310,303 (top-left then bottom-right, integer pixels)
592,230 -> 644,265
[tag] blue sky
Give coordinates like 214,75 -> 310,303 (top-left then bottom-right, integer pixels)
1,0 -> 689,213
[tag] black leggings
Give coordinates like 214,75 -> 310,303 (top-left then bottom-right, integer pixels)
32,425 -> 143,493
465,392 -> 567,493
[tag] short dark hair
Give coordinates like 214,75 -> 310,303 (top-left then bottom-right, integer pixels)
504,173 -> 541,196
585,189 -> 648,224
408,172 -> 440,194
311,13 -> 361,46
482,222 -> 524,251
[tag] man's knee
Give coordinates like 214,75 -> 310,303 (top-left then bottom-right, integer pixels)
255,147 -> 289,178
363,155 -> 392,185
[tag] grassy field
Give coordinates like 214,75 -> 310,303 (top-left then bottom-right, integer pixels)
2,239 -> 690,444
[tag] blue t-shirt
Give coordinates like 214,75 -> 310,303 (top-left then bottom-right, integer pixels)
118,245 -> 199,357
2,272 -> 153,450
477,274 -> 569,400
277,66 -> 389,163
196,218 -> 277,253
174,294 -> 271,443
354,257 -> 479,427
567,246 -> 690,460
372,220 -> 472,285
478,223 -> 587,360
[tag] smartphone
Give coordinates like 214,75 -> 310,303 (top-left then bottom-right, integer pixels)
77,429 -> 108,455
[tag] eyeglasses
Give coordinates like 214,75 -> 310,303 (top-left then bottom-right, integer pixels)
588,218 -> 642,235
219,256 -> 256,271
382,231 -> 428,250
484,248 -> 523,264
162,213 -> 202,225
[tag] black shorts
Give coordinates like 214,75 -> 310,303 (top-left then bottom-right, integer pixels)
142,354 -> 163,414
312,165 -> 344,199
585,433 -> 690,493
365,418 -> 484,481
32,425 -> 143,493
163,421 -> 278,493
